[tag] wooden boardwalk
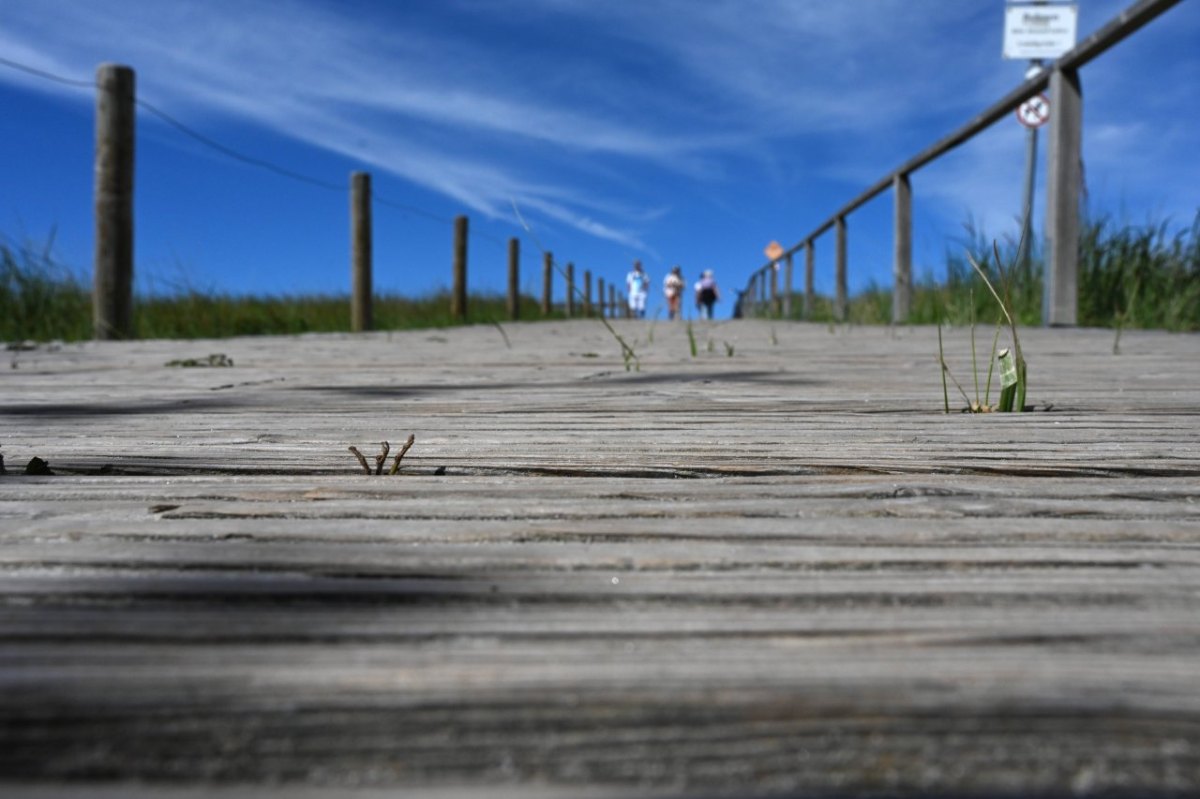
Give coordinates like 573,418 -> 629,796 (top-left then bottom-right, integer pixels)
2,320 -> 1199,797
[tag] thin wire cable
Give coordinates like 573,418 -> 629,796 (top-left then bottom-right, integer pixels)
0,56 -> 95,89
2,55 -> 535,265
134,98 -> 346,192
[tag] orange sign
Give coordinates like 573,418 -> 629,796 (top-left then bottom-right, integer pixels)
764,241 -> 784,261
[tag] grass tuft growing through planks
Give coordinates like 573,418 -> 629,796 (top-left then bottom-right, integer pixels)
937,241 -> 1029,413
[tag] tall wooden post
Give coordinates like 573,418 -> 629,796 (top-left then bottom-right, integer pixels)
350,171 -> 372,332
609,284 -> 617,319
783,252 -> 794,318
770,262 -> 779,317
565,262 -> 575,317
804,241 -> 815,320
583,270 -> 592,317
451,215 -> 468,321
598,277 -> 606,318
541,251 -> 553,316
1045,67 -> 1082,327
506,237 -> 520,321
93,63 -> 135,340
892,173 -> 912,324
835,216 -> 848,322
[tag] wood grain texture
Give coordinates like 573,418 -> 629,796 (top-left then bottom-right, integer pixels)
1,321 -> 1198,797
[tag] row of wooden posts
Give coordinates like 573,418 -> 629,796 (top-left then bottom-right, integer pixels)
90,64 -> 635,340
351,171 -> 642,330
738,0 -> 1180,327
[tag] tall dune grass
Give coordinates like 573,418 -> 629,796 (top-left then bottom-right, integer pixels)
2,236 -> 556,341
5,211 -> 1198,341
1,236 -> 91,341
792,212 -> 1199,331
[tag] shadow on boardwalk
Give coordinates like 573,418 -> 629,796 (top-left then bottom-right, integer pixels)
1,322 -> 1198,796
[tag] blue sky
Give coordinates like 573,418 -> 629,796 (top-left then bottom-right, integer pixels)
2,0 -> 1197,310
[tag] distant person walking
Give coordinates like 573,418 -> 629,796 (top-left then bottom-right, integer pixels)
694,269 -> 720,320
663,265 -> 685,320
626,260 -> 650,319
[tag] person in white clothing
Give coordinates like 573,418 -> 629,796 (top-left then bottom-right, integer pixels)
626,260 -> 650,318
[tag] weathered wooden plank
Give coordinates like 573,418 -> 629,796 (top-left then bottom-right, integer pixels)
1,322 -> 1199,796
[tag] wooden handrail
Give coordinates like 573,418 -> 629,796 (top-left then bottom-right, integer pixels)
749,0 -> 1185,311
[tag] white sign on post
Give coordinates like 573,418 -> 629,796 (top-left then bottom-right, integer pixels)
1003,3 -> 1078,60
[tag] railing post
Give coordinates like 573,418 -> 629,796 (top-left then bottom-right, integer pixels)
892,173 -> 912,324
770,262 -> 779,317
609,284 -> 618,319
507,237 -> 520,321
451,215 -> 468,321
541,251 -> 553,316
835,217 -> 848,322
783,252 -> 793,318
93,63 -> 136,340
804,241 -> 814,320
583,270 -> 592,317
350,171 -> 372,332
1045,66 -> 1082,327
565,262 -> 575,317
597,277 -> 606,318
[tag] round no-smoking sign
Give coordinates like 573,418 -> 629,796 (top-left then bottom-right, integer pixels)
1017,94 -> 1050,128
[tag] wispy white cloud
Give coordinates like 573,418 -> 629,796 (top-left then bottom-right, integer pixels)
2,0 -> 1195,263
0,0 -> 684,248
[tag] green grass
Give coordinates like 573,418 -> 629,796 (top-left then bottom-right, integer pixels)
133,290 -> 555,339
1077,213 -> 1200,330
789,212 -> 1199,331
5,211 -> 1198,341
1,236 -> 92,341
2,236 -> 561,341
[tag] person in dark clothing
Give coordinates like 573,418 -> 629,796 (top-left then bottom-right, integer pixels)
694,269 -> 720,320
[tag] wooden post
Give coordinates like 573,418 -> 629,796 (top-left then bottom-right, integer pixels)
1045,66 -> 1082,327
597,277 -> 606,318
892,173 -> 912,324
747,274 -> 758,318
507,237 -> 520,321
770,262 -> 779,317
804,241 -> 815,320
93,63 -> 135,340
583,270 -> 592,317
835,216 -> 848,322
783,252 -> 794,318
609,284 -> 617,319
451,215 -> 468,321
564,263 -> 575,317
350,171 -> 372,332
541,251 -> 553,316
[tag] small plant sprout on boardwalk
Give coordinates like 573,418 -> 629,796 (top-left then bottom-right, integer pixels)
348,435 -> 415,475
938,241 -> 1030,413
